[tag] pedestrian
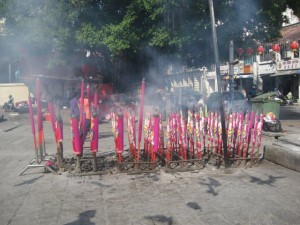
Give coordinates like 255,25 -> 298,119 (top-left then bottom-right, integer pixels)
70,92 -> 80,118
248,85 -> 257,101
286,91 -> 292,100
285,91 -> 294,105
14,68 -> 20,82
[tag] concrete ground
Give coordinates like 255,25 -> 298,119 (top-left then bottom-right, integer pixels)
0,106 -> 300,225
263,105 -> 300,172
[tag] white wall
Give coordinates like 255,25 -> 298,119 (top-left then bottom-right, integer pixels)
0,83 -> 29,105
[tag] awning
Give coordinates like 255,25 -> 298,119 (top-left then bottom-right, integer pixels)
206,75 -> 216,80
270,70 -> 299,77
234,74 -> 253,79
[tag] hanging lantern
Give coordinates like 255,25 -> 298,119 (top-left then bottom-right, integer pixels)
237,48 -> 244,55
290,41 -> 299,52
246,47 -> 254,55
272,44 -> 280,52
257,46 -> 264,55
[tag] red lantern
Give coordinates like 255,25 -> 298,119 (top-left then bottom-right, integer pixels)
290,41 -> 299,51
257,46 -> 264,55
246,47 -> 254,55
272,44 -> 280,52
237,48 -> 244,55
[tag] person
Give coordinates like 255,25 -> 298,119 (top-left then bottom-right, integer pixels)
286,91 -> 292,100
285,91 -> 294,105
14,68 -> 20,82
274,88 -> 282,98
248,85 -> 257,101
241,89 -> 247,98
70,92 -> 80,118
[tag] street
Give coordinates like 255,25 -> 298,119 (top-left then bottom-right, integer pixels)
0,106 -> 299,225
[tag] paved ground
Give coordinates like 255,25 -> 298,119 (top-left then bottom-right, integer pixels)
262,105 -> 300,172
0,106 -> 300,225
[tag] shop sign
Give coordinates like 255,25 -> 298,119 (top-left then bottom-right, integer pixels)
220,61 -> 248,75
277,59 -> 300,70
258,62 -> 276,75
220,65 -> 229,75
243,65 -> 253,73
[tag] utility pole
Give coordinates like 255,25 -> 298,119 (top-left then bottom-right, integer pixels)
229,40 -> 234,110
8,63 -> 11,83
208,0 -> 229,168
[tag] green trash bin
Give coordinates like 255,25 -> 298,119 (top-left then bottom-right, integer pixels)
250,92 -> 280,118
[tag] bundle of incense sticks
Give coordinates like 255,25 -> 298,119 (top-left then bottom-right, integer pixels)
110,113 -> 118,152
227,114 -> 233,157
232,112 -> 237,151
79,80 -> 85,132
110,112 -> 124,163
110,107 -> 266,163
55,112 -> 63,145
237,113 -> 244,157
251,113 -> 259,157
202,116 -> 207,152
36,79 -> 44,159
71,116 -> 82,155
147,115 -> 155,160
194,113 -> 202,159
187,110 -> 194,158
200,114 -> 206,157
212,113 -> 217,154
143,113 -> 151,156
256,113 -> 264,156
116,114 -> 124,155
153,114 -> 160,162
166,120 -> 172,161
90,92 -> 99,154
214,112 -> 218,154
182,113 -> 188,160
171,113 -> 178,153
217,114 -> 222,155
126,112 -> 136,158
242,112 -> 249,158
159,115 -> 164,155
176,113 -> 182,157
48,102 -> 56,134
137,79 -> 145,161
248,111 -> 255,144
48,102 -> 63,147
208,112 -> 214,151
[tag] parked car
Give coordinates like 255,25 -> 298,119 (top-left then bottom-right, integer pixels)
206,91 -> 249,113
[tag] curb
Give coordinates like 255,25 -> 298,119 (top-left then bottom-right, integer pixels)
264,145 -> 300,173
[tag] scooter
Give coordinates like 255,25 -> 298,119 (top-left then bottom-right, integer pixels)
3,95 -> 16,112
274,91 -> 287,106
284,95 -> 296,105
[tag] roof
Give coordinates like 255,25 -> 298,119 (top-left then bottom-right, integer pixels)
279,22 -> 300,42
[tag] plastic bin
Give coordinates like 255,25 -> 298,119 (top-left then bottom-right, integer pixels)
250,92 -> 280,118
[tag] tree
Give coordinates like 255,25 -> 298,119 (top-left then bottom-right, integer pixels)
1,0 -> 299,90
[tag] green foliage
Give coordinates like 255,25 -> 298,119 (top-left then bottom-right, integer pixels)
0,0 -> 299,80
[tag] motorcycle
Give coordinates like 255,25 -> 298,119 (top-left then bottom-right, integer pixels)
284,95 -> 296,105
273,90 -> 289,106
3,95 -> 16,112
